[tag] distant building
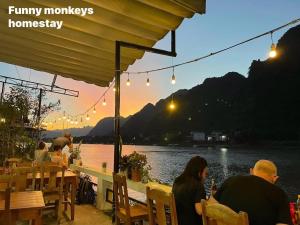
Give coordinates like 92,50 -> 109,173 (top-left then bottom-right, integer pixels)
191,132 -> 206,141
208,131 -> 228,142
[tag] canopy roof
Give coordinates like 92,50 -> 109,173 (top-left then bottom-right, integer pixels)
0,0 -> 205,86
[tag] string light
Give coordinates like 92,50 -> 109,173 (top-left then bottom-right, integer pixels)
269,32 -> 277,58
86,114 -> 90,121
146,73 -> 150,86
126,73 -> 131,86
62,111 -> 66,120
169,99 -> 175,110
93,106 -> 96,114
102,97 -> 107,106
171,67 -> 176,85
51,19 -> 300,121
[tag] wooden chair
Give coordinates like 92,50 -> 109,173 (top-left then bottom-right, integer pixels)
11,166 -> 36,191
39,164 -> 65,224
0,187 -> 12,225
146,186 -> 178,225
0,175 -> 12,225
113,173 -> 148,225
5,158 -> 21,168
201,199 -> 249,225
0,175 -> 12,190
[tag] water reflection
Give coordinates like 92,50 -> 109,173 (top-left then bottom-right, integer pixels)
220,148 -> 229,177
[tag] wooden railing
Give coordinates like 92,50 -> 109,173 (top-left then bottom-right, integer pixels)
70,164 -> 172,210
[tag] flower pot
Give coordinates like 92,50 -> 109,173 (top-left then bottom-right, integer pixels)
131,168 -> 141,182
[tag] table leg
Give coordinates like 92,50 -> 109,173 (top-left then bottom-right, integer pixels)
71,178 -> 76,220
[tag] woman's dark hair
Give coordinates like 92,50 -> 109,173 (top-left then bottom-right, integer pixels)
175,156 -> 208,183
38,141 -> 46,150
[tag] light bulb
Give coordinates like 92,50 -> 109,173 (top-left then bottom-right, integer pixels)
146,78 -> 150,86
63,111 -> 66,119
93,107 -> 96,114
171,74 -> 176,85
113,86 -> 116,92
86,114 -> 90,121
75,120 -> 78,125
80,117 -> 83,123
169,100 -> 175,110
58,117 -> 61,121
102,98 -> 107,106
126,78 -> 131,86
269,43 -> 277,58
67,118 -> 70,122
70,120 -> 74,124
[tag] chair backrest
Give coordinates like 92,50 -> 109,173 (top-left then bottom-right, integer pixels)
113,173 -> 131,218
0,175 -> 12,190
201,199 -> 249,225
11,166 -> 36,191
146,187 -> 178,225
40,164 -> 64,193
0,187 -> 12,225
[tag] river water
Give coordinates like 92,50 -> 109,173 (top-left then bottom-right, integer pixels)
71,144 -> 300,200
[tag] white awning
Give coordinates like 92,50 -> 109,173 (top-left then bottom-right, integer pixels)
0,0 -> 205,86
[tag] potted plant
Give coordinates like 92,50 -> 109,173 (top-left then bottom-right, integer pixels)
102,162 -> 107,173
127,151 -> 148,182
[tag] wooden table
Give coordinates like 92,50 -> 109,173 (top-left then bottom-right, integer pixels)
0,191 -> 45,225
28,170 -> 78,220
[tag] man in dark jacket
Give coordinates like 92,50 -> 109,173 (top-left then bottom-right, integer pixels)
215,160 -> 292,225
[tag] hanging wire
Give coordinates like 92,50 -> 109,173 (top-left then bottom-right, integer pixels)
124,18 -> 300,74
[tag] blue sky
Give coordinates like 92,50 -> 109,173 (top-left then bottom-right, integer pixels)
0,0 -> 299,128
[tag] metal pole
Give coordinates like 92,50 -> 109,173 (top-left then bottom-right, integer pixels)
114,41 -> 121,174
37,89 -> 43,139
112,41 -> 121,223
0,82 -> 5,103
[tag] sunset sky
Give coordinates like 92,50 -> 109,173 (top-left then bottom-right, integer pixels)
1,0 -> 299,130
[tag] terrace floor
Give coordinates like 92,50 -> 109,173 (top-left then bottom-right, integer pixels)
17,204 -> 113,225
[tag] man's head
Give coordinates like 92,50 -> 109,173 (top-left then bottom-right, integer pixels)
64,132 -> 71,139
53,145 -> 62,152
250,160 -> 279,184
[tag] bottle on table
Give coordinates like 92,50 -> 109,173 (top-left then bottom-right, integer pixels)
210,178 -> 217,197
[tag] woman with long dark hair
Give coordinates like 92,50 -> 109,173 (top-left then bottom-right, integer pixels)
172,156 -> 208,225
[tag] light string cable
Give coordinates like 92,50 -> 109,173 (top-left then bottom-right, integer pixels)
65,79 -> 115,118
50,18 -> 300,123
124,18 -> 300,75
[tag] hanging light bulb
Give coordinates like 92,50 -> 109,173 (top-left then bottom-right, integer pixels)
80,117 -> 83,123
146,73 -> 150,86
102,97 -> 107,106
126,73 -> 131,86
171,67 -> 176,85
62,111 -> 66,120
67,117 -> 70,122
269,32 -> 277,58
269,43 -> 277,58
169,100 -> 175,110
93,106 -> 96,114
58,117 -> 61,121
75,119 -> 78,125
86,114 -> 90,121
113,86 -> 116,92
70,120 -> 74,124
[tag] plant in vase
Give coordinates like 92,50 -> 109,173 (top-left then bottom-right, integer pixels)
127,151 -> 150,182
